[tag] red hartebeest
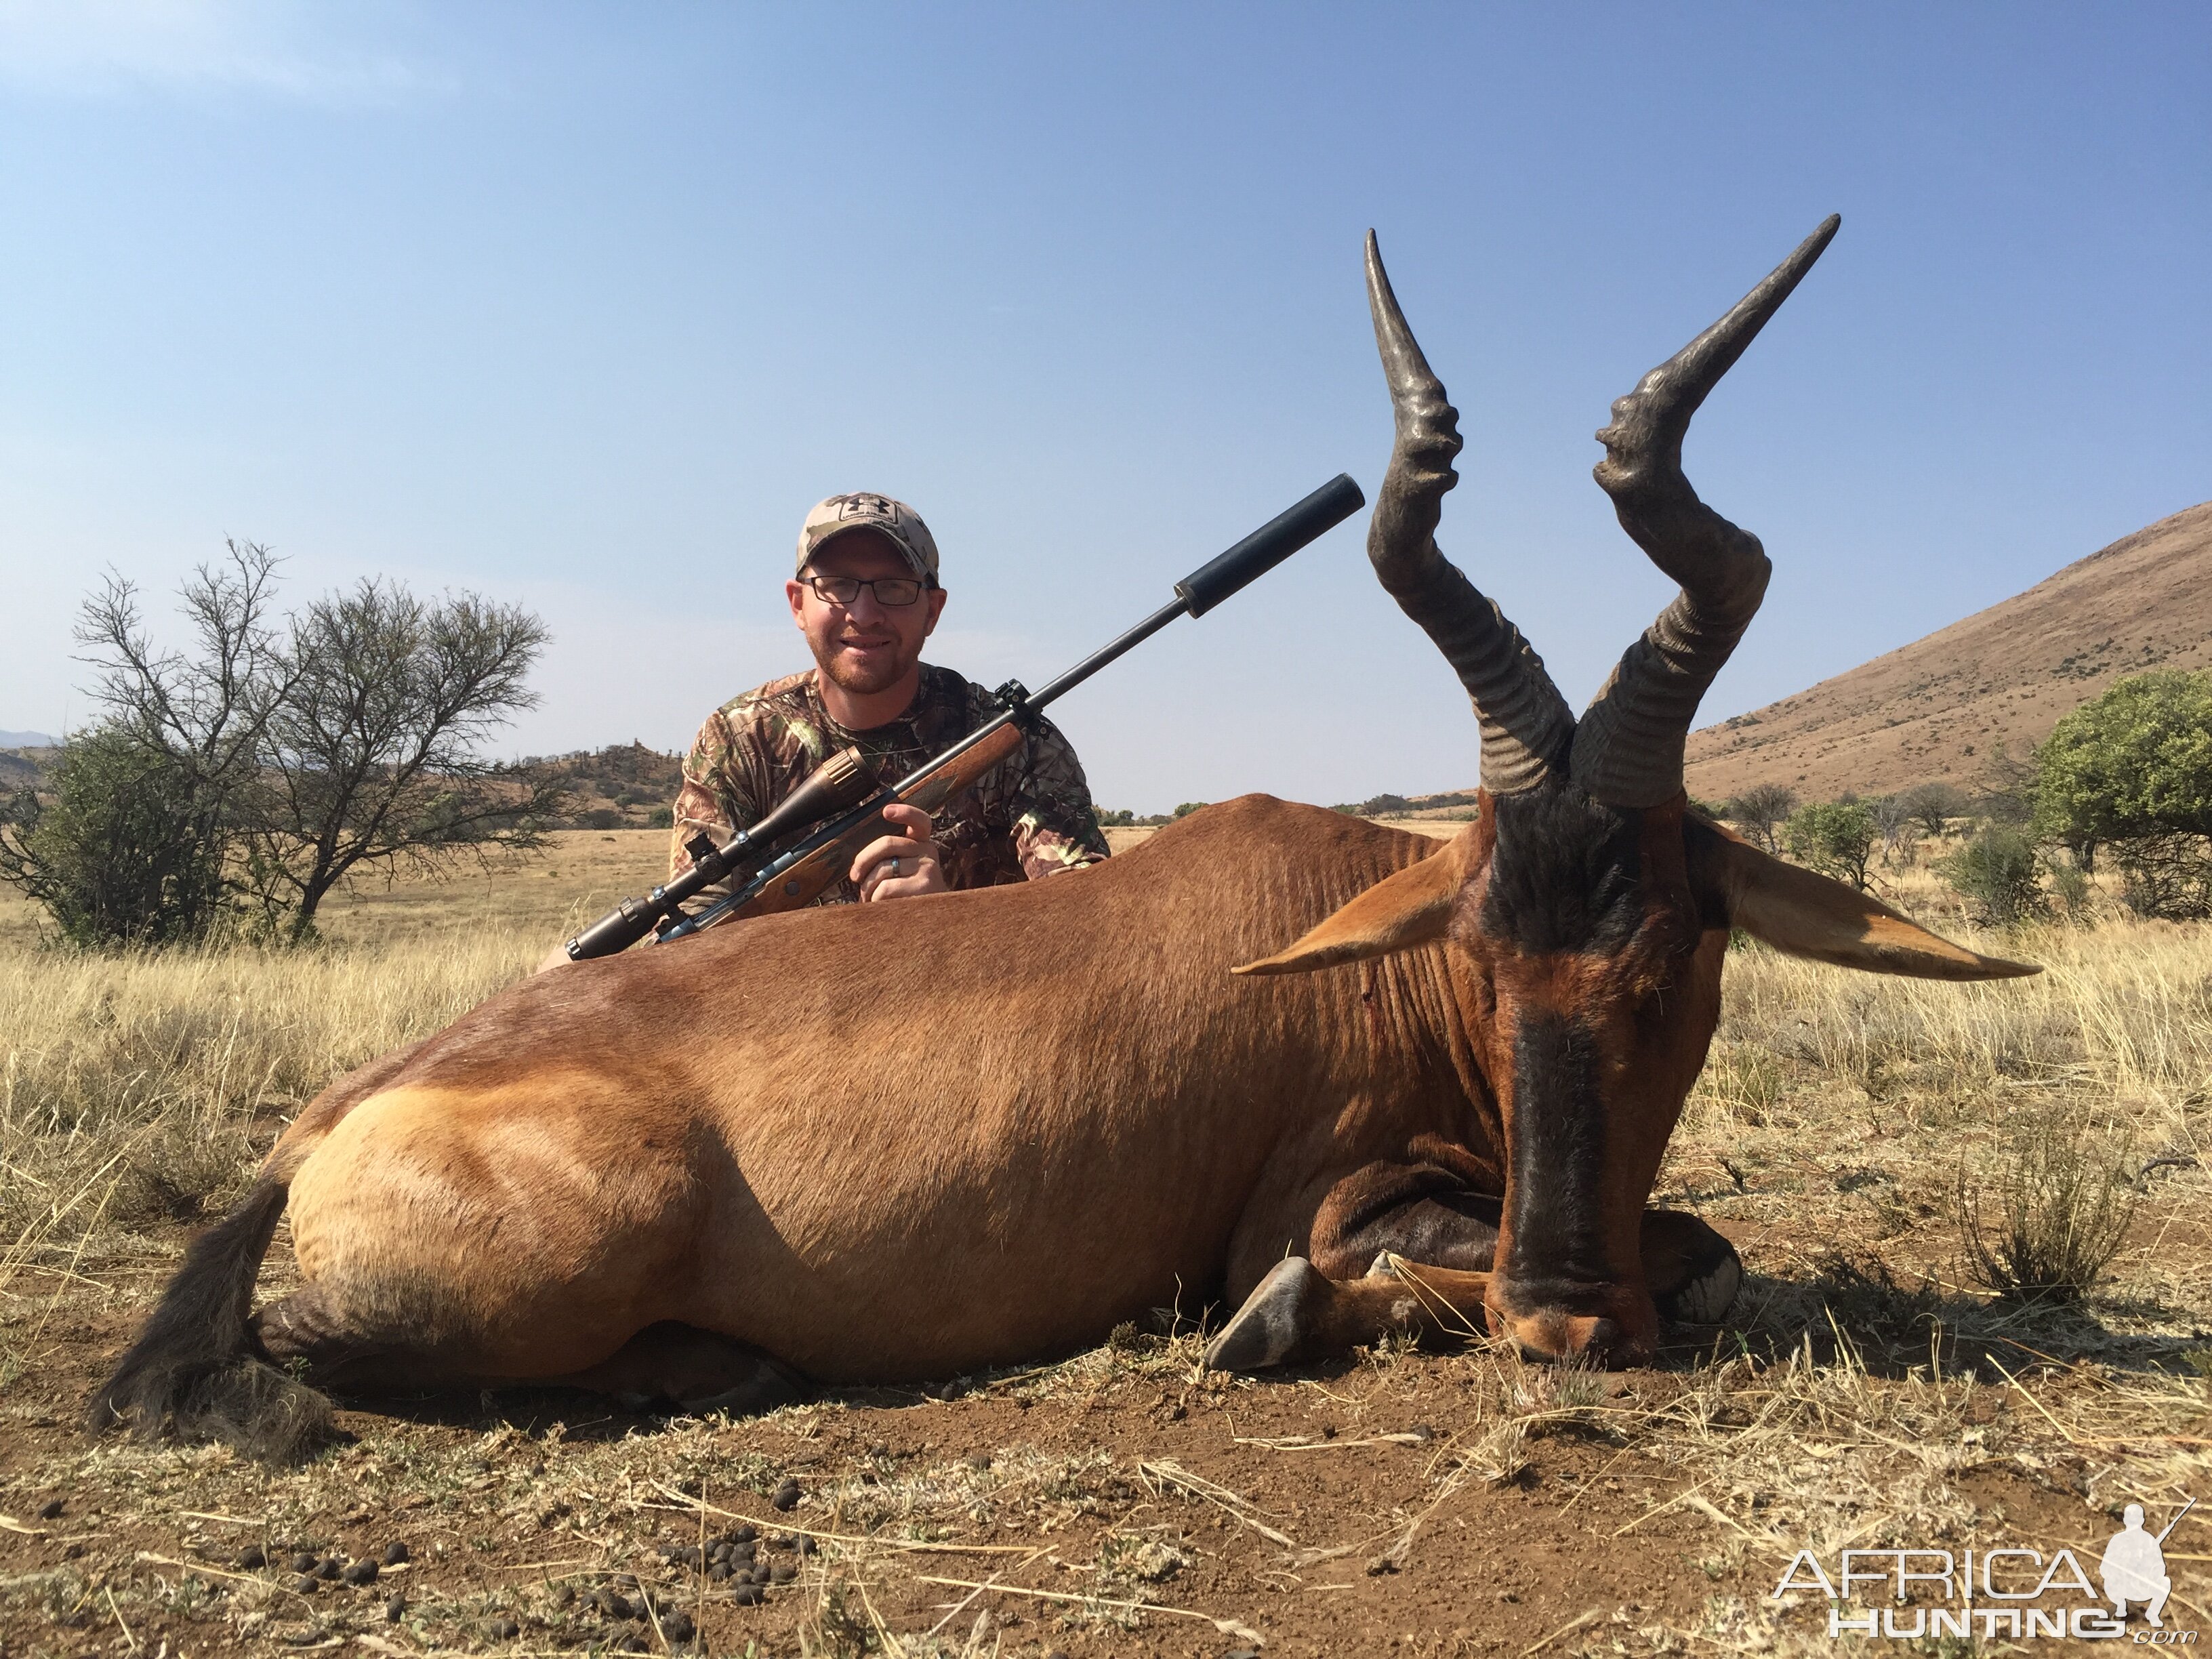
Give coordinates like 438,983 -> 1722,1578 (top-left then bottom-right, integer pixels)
93,216 -> 2033,1458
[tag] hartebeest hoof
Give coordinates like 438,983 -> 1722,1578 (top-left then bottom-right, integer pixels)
1205,1256 -> 1320,1371
1642,1211 -> 1744,1325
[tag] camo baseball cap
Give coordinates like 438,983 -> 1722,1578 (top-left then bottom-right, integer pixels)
796,493 -> 940,581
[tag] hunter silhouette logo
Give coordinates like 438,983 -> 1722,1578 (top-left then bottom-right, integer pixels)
2104,1498 -> 2190,1629
1772,1494 -> 2198,1643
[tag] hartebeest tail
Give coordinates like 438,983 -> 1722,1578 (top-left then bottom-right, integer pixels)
84,1178 -> 331,1462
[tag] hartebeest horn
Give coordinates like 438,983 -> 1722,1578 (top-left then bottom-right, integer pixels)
1366,231 -> 1574,794
1571,215 -> 1841,808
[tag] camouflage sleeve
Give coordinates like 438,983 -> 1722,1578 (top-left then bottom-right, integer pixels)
1007,715 -> 1111,879
668,710 -> 769,903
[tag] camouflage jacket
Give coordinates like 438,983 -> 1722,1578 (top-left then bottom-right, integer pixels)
670,663 -> 1110,905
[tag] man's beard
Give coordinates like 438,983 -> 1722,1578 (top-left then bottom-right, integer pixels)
817,638 -> 922,697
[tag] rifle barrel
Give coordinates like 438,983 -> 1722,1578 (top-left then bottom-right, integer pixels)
893,471 -> 1365,789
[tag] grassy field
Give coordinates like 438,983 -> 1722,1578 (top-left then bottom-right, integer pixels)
1,825 -> 2207,1656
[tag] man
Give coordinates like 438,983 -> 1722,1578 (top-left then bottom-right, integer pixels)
668,491 -> 1108,912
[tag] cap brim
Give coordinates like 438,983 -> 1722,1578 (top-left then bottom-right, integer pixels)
797,523 -> 931,579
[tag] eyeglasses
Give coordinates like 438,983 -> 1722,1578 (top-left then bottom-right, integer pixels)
800,573 -> 928,607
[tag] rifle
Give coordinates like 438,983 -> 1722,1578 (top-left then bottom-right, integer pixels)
562,472 -> 1366,962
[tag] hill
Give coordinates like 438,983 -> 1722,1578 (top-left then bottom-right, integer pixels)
520,741 -> 684,830
1682,500 -> 2212,804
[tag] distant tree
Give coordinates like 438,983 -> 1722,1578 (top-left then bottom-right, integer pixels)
0,726 -> 232,946
1784,799 -> 1877,891
1173,801 -> 1208,819
240,581 -> 567,941
2030,670 -> 2212,917
1095,807 -> 1136,827
1975,741 -> 2039,828
30,545 -> 564,946
1868,795 -> 1920,867
1902,781 -> 1970,842
0,545 -> 295,944
2034,671 -> 2212,850
1727,783 -> 1798,853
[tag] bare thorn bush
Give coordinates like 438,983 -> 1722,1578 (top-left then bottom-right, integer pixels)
1955,1103 -> 2137,1303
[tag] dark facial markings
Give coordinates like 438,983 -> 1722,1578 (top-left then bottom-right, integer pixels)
1501,1012 -> 1610,1292
1477,784 -> 1644,955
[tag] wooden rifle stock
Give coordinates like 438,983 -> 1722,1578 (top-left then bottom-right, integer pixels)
718,721 -> 1027,924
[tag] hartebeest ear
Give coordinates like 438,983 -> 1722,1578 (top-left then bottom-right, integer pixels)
1686,818 -> 2040,981
1234,834 -> 1475,976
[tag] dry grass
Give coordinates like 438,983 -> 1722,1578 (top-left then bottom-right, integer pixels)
2,827 -> 2208,1656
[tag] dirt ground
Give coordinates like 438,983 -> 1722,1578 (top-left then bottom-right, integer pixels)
5,1246 -> 2193,1659
4,830 -> 2209,1656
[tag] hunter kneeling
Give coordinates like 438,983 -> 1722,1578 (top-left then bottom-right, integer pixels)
672,493 -> 1107,929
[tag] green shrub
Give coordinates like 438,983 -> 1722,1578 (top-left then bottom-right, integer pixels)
0,725 -> 232,947
1936,825 -> 2049,926
1783,800 -> 1876,890
2035,670 -> 2212,848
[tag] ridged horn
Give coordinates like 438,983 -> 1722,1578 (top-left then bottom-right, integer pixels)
1366,230 -> 1574,795
1572,214 -> 1841,808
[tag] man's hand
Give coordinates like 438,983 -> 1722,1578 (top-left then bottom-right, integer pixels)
851,802 -> 947,901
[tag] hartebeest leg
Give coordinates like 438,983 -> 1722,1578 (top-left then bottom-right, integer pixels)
256,1291 -> 805,1414
554,1322 -> 806,1414
1203,1254 -> 1492,1371
1206,1199 -> 1740,1372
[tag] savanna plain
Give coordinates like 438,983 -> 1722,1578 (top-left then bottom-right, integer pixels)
2,823 -> 2207,1658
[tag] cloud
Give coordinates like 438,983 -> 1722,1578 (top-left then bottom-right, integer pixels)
0,0 -> 455,104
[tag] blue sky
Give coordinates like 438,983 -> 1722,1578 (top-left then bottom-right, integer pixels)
2,3 -> 2205,810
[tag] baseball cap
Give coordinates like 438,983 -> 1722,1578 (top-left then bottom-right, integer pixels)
796,493 -> 940,581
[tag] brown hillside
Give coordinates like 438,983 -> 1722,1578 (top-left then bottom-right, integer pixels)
1682,501 -> 2212,803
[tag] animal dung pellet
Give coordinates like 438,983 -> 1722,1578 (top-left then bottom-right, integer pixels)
316,1555 -> 344,1580
384,1594 -> 406,1622
34,1498 -> 63,1520
794,1535 -> 817,1556
706,1561 -> 729,1582
380,1540 -> 411,1566
491,1618 -> 520,1639
661,1610 -> 696,1642
343,1557 -> 380,1585
236,1544 -> 266,1570
287,1573 -> 319,1596
769,1477 -> 801,1510
729,1582 -> 763,1606
289,1551 -> 317,1574
767,1562 -> 796,1584
705,1541 -> 726,1563
596,1589 -> 633,1620
728,1524 -> 757,1544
